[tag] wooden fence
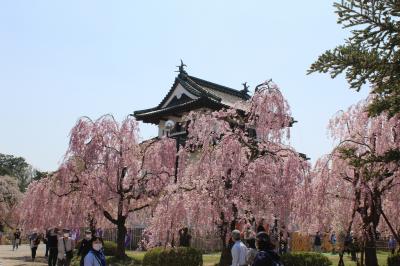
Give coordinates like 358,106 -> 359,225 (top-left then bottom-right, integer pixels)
290,232 -> 395,252
101,228 -> 221,251
99,229 -> 396,252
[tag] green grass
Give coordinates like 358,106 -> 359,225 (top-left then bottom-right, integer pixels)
202,252 -> 221,266
126,250 -> 146,262
324,251 -> 390,266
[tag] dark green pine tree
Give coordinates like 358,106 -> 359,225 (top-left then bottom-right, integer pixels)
308,0 -> 400,117
0,153 -> 31,192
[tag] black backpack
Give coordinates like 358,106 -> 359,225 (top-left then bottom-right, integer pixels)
260,250 -> 284,266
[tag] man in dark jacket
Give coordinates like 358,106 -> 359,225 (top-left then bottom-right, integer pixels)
252,231 -> 281,266
44,228 -> 50,257
314,231 -> 322,252
13,228 -> 21,251
47,227 -> 58,266
78,229 -> 93,266
179,227 -> 192,247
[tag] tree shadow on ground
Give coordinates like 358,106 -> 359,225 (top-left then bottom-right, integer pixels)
1,255 -> 47,264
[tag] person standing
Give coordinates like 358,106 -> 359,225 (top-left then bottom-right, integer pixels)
178,227 -> 192,247
29,229 -> 40,262
286,232 -> 291,253
344,231 -> 357,261
244,225 -> 256,246
0,222 -> 4,245
124,231 -> 131,249
84,236 -> 106,266
314,231 -> 322,253
344,232 -> 351,255
256,219 -> 266,233
44,228 -> 51,257
252,231 -> 281,266
78,230 -> 93,266
231,229 -> 248,266
246,238 -> 257,266
330,231 -> 337,254
388,235 -> 397,255
96,228 -> 103,238
278,231 -> 288,255
57,228 -> 74,266
13,228 -> 21,251
47,228 -> 59,266
350,232 -> 357,261
71,229 -> 77,243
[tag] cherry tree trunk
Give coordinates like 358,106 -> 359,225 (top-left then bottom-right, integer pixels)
219,245 -> 232,266
115,220 -> 127,259
218,215 -> 231,266
364,226 -> 378,266
218,224 -> 231,266
219,212 -> 237,266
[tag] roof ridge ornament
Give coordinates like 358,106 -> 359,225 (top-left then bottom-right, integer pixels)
241,82 -> 250,94
175,59 -> 187,76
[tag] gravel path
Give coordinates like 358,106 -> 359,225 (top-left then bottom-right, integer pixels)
0,244 -> 46,266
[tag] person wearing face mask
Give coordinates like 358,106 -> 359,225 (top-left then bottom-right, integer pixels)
57,228 -> 75,266
84,236 -> 106,266
47,227 -> 59,266
78,230 -> 93,266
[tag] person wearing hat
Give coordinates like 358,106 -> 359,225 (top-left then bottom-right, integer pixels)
231,229 -> 248,266
78,230 -> 93,266
252,231 -> 281,266
57,228 -> 75,266
47,227 -> 59,266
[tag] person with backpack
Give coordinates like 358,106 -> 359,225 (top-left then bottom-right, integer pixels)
78,230 -> 93,266
84,236 -> 106,266
314,231 -> 322,253
252,231 -> 282,266
57,228 -> 74,266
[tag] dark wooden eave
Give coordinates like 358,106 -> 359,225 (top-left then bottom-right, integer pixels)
133,97 -> 226,124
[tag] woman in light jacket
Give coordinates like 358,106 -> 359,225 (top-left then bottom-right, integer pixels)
84,236 -> 106,266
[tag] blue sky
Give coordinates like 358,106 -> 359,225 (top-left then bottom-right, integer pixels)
0,1 -> 368,171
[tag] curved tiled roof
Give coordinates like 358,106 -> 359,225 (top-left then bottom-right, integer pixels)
133,71 -> 251,123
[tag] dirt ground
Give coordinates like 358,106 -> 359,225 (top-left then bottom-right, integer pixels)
0,244 -> 46,266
